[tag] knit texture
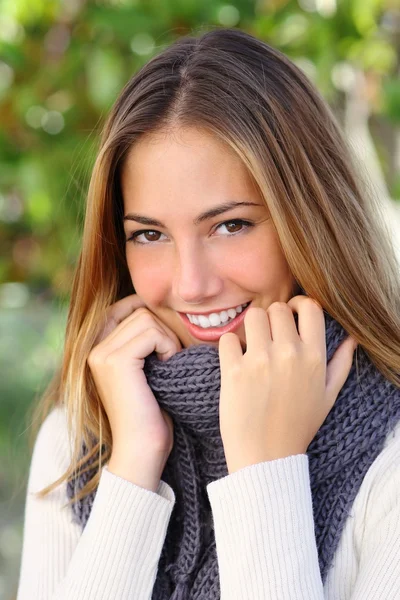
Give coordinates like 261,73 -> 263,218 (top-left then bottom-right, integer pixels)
66,306 -> 400,599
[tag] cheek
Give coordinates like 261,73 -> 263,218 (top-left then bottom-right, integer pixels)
229,236 -> 291,291
127,252 -> 171,304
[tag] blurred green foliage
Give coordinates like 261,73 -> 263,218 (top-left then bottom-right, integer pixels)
0,1 -> 399,597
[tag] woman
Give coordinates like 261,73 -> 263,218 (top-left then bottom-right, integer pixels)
17,28 -> 400,599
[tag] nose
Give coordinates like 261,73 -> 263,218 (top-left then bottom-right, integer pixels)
173,241 -> 223,305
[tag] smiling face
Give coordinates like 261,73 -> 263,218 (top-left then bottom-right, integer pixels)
121,126 -> 298,349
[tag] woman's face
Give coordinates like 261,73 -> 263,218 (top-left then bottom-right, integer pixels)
121,126 -> 298,349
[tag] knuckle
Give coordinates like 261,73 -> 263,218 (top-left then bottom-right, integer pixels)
253,351 -> 270,369
87,348 -> 101,368
104,351 -> 122,368
144,326 -> 162,338
307,349 -> 324,366
136,310 -> 157,327
144,314 -> 158,327
308,297 -> 322,310
134,307 -> 150,317
279,343 -> 298,361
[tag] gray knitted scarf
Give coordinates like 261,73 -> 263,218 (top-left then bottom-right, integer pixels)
67,304 -> 400,599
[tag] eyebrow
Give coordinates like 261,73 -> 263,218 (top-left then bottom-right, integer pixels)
123,201 -> 263,227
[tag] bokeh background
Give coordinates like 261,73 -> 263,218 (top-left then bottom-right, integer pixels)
1,0 -> 399,598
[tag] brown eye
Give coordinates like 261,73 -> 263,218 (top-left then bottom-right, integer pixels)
126,229 -> 166,244
143,231 -> 161,241
214,219 -> 254,237
224,221 -> 243,233
214,219 -> 254,238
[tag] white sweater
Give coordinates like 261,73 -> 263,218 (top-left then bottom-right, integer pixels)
16,406 -> 400,600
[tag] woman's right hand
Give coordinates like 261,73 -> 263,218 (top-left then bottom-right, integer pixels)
87,294 -> 182,492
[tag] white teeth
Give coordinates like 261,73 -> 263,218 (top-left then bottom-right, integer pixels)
220,311 -> 229,323
209,313 -> 221,326
186,302 -> 250,329
198,315 -> 209,328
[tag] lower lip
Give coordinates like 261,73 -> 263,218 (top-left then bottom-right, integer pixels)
178,304 -> 251,341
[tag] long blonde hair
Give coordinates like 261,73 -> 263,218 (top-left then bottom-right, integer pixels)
30,27 -> 400,504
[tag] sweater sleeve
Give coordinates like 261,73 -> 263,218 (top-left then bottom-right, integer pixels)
206,439 -> 400,600
207,454 -> 324,599
347,427 -> 400,600
16,406 -> 176,600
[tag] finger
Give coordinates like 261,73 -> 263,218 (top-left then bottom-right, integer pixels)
100,306 -> 149,345
219,332 -> 243,370
113,327 -> 179,364
102,312 -> 183,358
102,307 -> 155,344
104,295 -> 146,330
101,305 -> 151,340
129,309 -> 182,344
325,335 -> 357,403
242,307 -> 271,350
101,318 -> 169,358
287,295 -> 326,359
100,307 -> 181,353
96,294 -> 146,342
116,308 -> 182,350
266,302 -> 299,342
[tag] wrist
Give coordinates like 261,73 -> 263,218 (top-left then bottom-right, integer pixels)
225,446 -> 306,475
108,448 -> 167,492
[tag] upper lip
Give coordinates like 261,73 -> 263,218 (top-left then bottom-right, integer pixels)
178,302 -> 250,316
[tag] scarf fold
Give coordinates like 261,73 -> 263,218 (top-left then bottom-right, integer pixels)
67,304 -> 400,599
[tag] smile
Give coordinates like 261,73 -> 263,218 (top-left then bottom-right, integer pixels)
186,302 -> 250,328
178,302 -> 252,342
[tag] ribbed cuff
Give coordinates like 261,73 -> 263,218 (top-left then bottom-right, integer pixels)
57,465 -> 175,599
207,455 -> 323,599
103,464 -> 176,503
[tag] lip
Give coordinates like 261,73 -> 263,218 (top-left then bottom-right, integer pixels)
178,303 -> 251,341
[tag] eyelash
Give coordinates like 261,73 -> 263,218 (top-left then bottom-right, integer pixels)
126,219 -> 255,245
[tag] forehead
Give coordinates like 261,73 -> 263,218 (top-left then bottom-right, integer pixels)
125,125 -> 239,165
120,126 -> 260,214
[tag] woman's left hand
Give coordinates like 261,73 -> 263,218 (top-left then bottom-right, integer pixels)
218,295 -> 357,474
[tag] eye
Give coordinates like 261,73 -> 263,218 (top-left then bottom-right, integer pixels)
126,219 -> 254,245
214,219 -> 254,235
126,230 -> 166,244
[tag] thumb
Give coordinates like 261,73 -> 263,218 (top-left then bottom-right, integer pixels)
326,336 -> 357,403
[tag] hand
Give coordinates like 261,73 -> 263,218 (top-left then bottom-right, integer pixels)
88,294 -> 182,491
218,296 -> 357,474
